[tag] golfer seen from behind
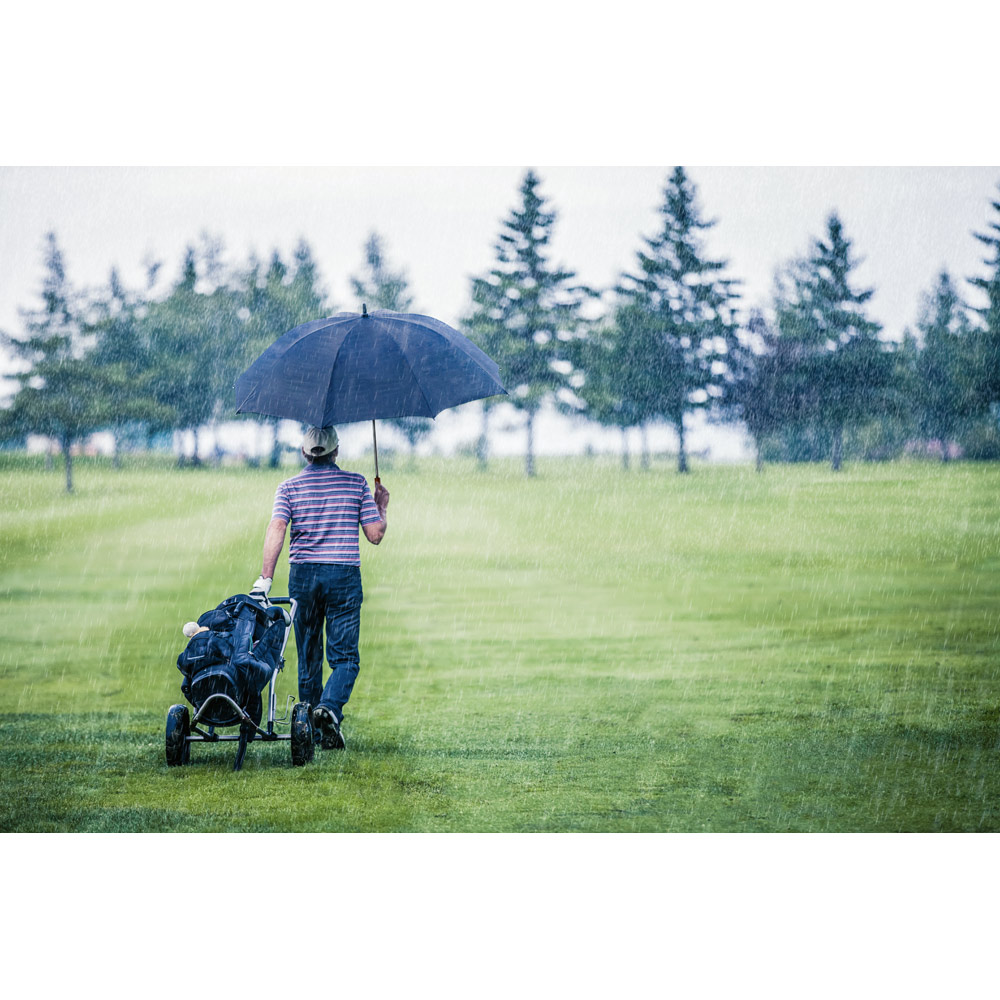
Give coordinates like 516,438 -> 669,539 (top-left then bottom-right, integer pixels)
253,425 -> 388,749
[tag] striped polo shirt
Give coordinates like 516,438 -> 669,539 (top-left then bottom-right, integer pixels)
272,463 -> 382,567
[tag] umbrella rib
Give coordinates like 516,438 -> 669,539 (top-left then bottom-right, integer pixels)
321,320 -> 354,425
234,387 -> 258,414
376,322 -> 437,418
400,345 -> 436,418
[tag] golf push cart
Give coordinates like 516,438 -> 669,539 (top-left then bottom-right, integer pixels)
165,591 -> 314,771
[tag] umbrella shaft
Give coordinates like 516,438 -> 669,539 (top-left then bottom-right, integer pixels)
372,420 -> 379,482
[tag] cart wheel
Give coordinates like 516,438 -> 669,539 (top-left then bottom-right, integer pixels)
290,702 -> 314,767
166,704 -> 191,766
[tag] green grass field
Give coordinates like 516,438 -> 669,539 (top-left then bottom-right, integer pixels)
1,452 -> 998,832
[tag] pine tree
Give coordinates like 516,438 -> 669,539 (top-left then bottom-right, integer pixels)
0,232 -> 83,472
88,267 -> 169,465
289,239 -> 327,319
141,243 -> 243,465
1,233 -> 83,431
465,170 -> 590,477
0,235 -> 157,491
15,232 -> 81,364
614,167 -> 741,473
236,243 -> 329,466
0,360 -> 141,492
773,212 -> 892,470
719,310 -> 792,471
569,319 -> 642,469
913,271 -> 978,459
350,232 -> 414,312
968,182 -> 1000,414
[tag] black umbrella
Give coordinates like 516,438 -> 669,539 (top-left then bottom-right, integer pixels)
234,306 -> 507,481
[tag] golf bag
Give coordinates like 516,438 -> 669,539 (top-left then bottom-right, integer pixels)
176,594 -> 289,728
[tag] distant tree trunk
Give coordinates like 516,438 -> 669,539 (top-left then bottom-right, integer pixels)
676,416 -> 688,474
755,437 -> 764,473
831,424 -> 843,471
112,430 -> 121,470
640,423 -> 650,470
525,410 -> 536,477
621,426 -> 629,470
191,427 -> 202,467
477,405 -> 490,470
62,433 -> 73,493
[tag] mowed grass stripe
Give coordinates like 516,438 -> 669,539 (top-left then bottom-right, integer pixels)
0,461 -> 277,711
1,455 -> 998,831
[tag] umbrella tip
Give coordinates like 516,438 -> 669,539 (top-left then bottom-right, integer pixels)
362,303 -> 368,317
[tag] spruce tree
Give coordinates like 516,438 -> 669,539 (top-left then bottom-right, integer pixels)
88,267 -> 169,465
773,212 -> 891,470
465,169 -> 590,477
614,167 -> 740,473
16,232 -> 80,362
0,232 -> 83,472
0,235 -> 156,491
288,239 -> 327,319
350,232 -> 415,312
968,182 -> 1000,414
914,271 -> 978,459
569,319 -> 642,469
239,241 -> 329,465
0,360 -> 141,492
2,232 -> 82,397
141,243 -> 243,465
720,309 -> 793,471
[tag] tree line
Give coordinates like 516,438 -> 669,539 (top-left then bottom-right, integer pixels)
2,168 -> 999,490
467,168 -> 1000,476
0,233 -> 413,490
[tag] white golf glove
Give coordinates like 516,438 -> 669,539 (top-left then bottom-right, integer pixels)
251,576 -> 272,596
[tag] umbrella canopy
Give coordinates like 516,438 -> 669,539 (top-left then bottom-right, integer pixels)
234,308 -> 506,427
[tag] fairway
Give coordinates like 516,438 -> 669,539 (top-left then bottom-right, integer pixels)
1,454 -> 998,832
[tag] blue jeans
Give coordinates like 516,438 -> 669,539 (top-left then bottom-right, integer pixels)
288,563 -> 363,723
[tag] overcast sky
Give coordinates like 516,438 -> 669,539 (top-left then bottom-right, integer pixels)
2,166 -> 998,352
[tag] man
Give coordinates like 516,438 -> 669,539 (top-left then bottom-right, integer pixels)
252,425 -> 388,750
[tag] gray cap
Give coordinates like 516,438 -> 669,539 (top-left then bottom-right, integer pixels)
302,426 -> 339,457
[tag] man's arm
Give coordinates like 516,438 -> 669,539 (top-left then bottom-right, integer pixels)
261,517 -> 288,577
362,483 -> 389,545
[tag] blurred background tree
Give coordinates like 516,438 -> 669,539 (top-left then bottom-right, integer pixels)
0,233 -> 166,490
88,266 -> 170,466
464,170 -> 592,477
1,232 -> 81,469
771,213 -> 893,470
239,240 -> 329,466
910,271 -> 979,460
567,318 -> 642,469
350,232 -> 414,312
963,184 -> 1000,458
612,166 -> 741,473
717,309 -> 793,472
139,244 -> 241,465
